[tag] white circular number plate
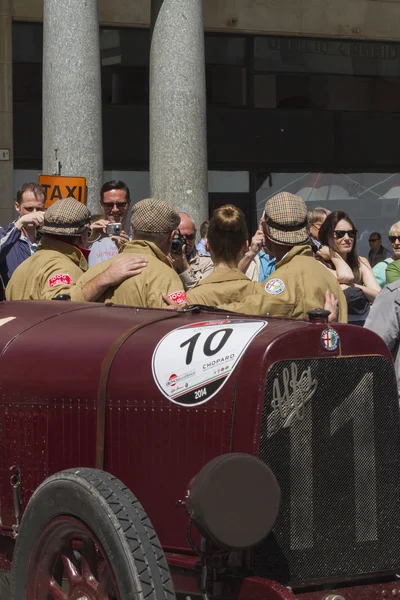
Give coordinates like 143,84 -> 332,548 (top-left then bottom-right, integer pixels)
152,319 -> 267,407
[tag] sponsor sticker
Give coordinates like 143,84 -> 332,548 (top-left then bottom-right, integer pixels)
265,278 -> 285,295
152,319 -> 267,406
321,328 -> 340,352
48,273 -> 72,288
167,290 -> 187,305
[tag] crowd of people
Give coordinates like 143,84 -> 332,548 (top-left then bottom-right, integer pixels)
3,178 -> 400,390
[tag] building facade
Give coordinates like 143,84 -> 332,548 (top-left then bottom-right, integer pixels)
3,0 -> 400,251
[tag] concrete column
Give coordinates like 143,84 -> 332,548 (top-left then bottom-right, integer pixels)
43,0 -> 103,213
0,0 -> 14,225
150,0 -> 208,230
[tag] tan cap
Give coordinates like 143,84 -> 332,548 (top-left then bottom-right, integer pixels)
131,198 -> 180,233
263,192 -> 309,246
40,198 -> 90,236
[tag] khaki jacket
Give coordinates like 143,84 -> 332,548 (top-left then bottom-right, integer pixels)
186,267 -> 259,306
6,236 -> 87,301
220,246 -> 348,323
180,250 -> 214,290
76,240 -> 187,308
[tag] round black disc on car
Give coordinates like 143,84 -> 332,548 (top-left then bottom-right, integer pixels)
11,468 -> 175,600
187,453 -> 281,550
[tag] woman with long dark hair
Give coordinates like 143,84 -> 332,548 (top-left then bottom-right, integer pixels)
318,210 -> 380,303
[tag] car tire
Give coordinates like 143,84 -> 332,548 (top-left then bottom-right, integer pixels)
11,468 -> 175,600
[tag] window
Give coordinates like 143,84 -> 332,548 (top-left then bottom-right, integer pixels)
13,22 -> 43,104
102,66 -> 148,106
205,35 -> 247,107
13,22 -> 43,64
205,36 -> 246,66
206,65 -> 247,107
254,36 -> 400,112
100,28 -> 150,67
100,28 -> 150,106
254,36 -> 400,77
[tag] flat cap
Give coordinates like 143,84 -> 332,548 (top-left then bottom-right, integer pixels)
263,192 -> 309,246
40,198 -> 90,236
131,198 -> 180,233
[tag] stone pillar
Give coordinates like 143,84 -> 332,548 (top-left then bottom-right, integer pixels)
150,0 -> 208,230
0,0 -> 14,225
43,0 -> 103,213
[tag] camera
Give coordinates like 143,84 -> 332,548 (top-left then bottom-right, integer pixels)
106,223 -> 123,236
171,231 -> 186,254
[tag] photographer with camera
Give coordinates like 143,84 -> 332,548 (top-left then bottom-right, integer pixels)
169,212 -> 213,291
88,180 -> 131,266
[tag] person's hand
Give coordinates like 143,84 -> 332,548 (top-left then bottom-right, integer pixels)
102,256 -> 148,286
90,219 -> 110,234
324,290 -> 339,322
162,293 -> 179,310
248,230 -> 265,256
316,245 -> 334,261
161,293 -> 186,310
15,211 -> 45,229
111,230 -> 129,249
169,245 -> 190,273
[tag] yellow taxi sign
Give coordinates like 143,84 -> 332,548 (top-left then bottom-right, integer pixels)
39,175 -> 87,208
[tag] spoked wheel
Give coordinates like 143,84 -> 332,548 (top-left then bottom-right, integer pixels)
11,469 -> 175,600
27,515 -> 121,599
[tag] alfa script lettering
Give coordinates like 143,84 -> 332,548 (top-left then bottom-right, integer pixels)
267,363 -> 318,437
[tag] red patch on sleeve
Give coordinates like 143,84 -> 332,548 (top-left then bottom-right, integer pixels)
167,290 -> 187,305
48,273 -> 72,288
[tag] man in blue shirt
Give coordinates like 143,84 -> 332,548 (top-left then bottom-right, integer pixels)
0,182 -> 45,298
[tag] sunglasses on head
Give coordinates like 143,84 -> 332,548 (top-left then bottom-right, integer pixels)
389,235 -> 400,243
334,229 -> 357,239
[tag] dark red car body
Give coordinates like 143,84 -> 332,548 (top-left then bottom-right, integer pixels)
0,300 -> 398,600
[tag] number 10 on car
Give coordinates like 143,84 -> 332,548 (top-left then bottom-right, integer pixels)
152,320 -> 267,407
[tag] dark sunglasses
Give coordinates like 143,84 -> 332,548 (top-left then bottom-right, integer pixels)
369,238 -> 379,242
334,229 -> 357,239
183,233 -> 196,241
102,201 -> 128,209
389,235 -> 400,243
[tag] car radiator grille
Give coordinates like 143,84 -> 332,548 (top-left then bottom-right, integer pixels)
251,356 -> 400,587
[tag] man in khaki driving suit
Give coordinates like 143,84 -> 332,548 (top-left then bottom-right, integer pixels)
220,193 -> 348,322
7,198 -> 145,302
75,198 -> 187,308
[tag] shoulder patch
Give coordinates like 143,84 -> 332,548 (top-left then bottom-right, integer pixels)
265,278 -> 285,295
168,290 -> 187,305
48,273 -> 72,288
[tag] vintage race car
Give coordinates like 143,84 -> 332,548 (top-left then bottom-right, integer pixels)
0,300 -> 397,600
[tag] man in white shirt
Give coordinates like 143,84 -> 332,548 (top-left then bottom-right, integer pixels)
88,180 -> 131,267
